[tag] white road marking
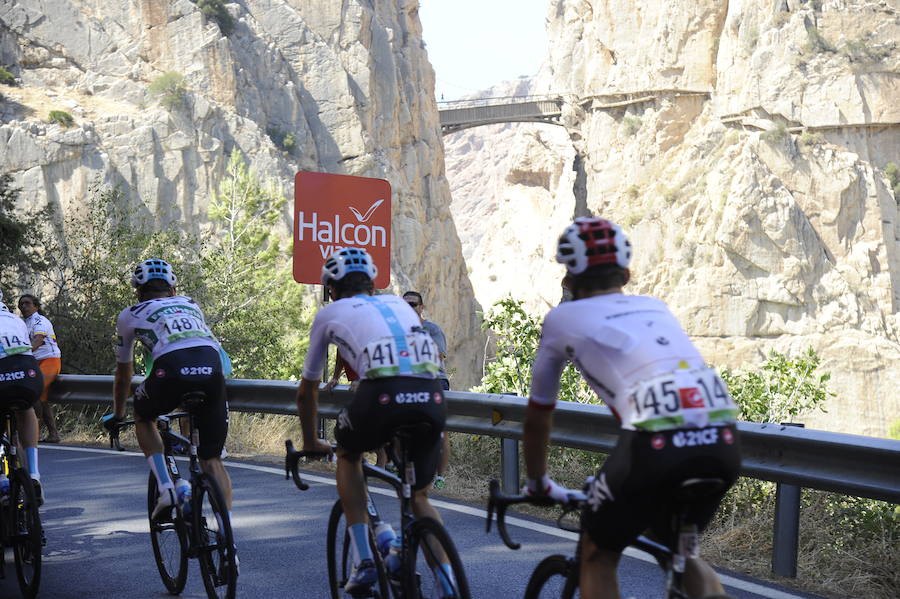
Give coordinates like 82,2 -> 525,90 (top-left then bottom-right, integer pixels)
43,444 -> 808,599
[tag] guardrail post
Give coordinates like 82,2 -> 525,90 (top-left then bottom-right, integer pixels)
501,438 -> 519,494
772,422 -> 803,578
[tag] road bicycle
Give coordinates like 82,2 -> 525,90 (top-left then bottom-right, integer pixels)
109,391 -> 237,599
286,423 -> 471,599
0,403 -> 42,599
486,478 -> 733,599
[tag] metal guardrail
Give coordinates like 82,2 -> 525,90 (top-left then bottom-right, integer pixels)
50,374 -> 900,503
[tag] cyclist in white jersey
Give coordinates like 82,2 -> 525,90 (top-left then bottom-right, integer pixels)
101,259 -> 233,520
0,291 -> 44,503
18,294 -> 62,443
523,218 -> 741,599
296,248 -> 453,597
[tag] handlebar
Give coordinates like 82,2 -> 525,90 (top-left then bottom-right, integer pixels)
485,479 -> 587,550
284,439 -> 333,491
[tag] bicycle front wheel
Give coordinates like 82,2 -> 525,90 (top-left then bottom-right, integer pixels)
10,470 -> 42,599
524,554 -> 579,599
325,499 -> 390,599
146,473 -> 188,594
405,516 -> 470,599
193,473 -> 237,599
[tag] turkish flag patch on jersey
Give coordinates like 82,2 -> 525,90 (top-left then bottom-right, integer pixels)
679,387 -> 705,409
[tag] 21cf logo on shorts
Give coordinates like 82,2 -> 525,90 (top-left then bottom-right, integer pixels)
155,369 -> 166,378
433,392 -> 442,404
378,393 -> 390,405
723,428 -> 734,444
651,434 -> 666,450
27,369 -> 36,378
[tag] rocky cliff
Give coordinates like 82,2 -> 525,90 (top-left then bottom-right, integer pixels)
0,0 -> 483,388
446,0 -> 900,436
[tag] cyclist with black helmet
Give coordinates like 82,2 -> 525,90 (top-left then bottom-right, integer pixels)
295,247 -> 452,596
522,218 -> 741,599
102,259 -> 233,521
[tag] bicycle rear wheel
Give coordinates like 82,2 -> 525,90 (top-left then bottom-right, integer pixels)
405,516 -> 470,599
193,473 -> 237,599
326,499 -> 390,599
146,473 -> 188,594
524,554 -> 579,599
10,469 -> 41,599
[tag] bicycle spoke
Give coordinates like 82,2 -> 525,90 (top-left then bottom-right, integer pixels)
10,470 -> 42,599
195,474 -> 236,599
147,474 -> 188,594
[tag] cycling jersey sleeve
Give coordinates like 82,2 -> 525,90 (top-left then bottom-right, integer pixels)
114,308 -> 135,364
301,310 -> 331,381
529,312 -> 567,409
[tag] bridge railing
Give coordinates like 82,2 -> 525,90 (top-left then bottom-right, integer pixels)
50,374 -> 900,577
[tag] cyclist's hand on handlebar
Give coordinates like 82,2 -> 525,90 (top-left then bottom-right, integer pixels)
523,474 -> 575,504
304,438 -> 334,455
100,412 -> 125,433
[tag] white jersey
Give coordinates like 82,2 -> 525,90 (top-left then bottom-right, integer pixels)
115,295 -> 219,363
0,310 -> 32,359
530,293 -> 738,432
303,294 -> 440,381
24,312 -> 61,360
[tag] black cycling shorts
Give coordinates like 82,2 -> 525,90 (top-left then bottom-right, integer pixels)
133,346 -> 228,460
335,376 -> 446,490
582,425 -> 741,553
0,355 -> 43,410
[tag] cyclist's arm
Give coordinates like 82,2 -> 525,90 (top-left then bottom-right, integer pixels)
112,362 -> 133,419
295,377 -> 331,453
523,404 -> 553,481
30,333 -> 46,351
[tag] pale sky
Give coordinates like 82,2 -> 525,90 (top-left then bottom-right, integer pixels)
418,0 -> 549,102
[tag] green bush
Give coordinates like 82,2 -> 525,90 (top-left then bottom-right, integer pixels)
282,133 -> 296,153
0,66 -> 15,86
761,122 -> 789,144
197,0 -> 234,36
622,115 -> 642,137
803,27 -> 836,55
266,125 -> 297,154
148,72 -> 187,111
48,110 -> 74,127
886,163 -> 900,199
798,131 -> 825,148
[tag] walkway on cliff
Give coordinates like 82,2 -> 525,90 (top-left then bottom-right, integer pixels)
438,92 -> 900,135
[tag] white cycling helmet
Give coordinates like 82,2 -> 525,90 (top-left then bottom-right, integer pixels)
321,247 -> 378,286
0,290 -> 7,312
131,259 -> 177,288
556,217 -> 632,274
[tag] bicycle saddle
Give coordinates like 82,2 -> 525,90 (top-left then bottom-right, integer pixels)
674,477 -> 726,503
2,395 -> 34,411
180,391 -> 208,411
391,422 -> 434,441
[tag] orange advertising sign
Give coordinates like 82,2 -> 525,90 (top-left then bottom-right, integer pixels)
293,171 -> 391,288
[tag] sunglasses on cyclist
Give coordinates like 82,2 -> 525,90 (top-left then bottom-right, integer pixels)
406,302 -> 420,308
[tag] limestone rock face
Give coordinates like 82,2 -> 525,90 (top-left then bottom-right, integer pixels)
444,0 -> 900,436
0,0 -> 483,389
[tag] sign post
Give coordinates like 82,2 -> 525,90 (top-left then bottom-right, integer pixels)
293,171 -> 392,289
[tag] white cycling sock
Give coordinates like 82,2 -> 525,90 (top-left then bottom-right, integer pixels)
148,454 -> 174,491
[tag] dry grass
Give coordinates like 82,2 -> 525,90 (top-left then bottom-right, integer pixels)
51,408 -> 899,598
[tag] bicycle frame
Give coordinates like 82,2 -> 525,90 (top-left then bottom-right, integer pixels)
485,479 -> 716,599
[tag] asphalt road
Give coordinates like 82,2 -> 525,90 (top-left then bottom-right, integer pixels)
8,445 -> 820,598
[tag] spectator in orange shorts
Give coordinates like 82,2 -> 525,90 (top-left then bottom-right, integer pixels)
18,295 -> 61,443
